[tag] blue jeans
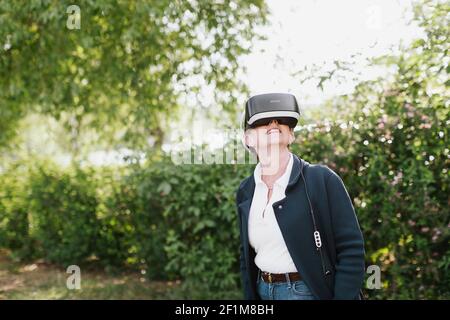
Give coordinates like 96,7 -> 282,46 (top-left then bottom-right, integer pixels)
256,270 -> 316,300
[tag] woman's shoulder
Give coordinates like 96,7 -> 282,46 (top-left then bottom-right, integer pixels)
303,161 -> 339,182
235,174 -> 254,202
237,174 -> 253,190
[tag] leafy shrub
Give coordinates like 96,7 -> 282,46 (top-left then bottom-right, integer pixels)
150,156 -> 253,298
27,162 -> 99,265
94,166 -> 138,272
0,161 -> 35,260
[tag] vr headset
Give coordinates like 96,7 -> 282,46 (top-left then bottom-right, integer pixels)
243,93 -> 300,130
241,93 -> 300,152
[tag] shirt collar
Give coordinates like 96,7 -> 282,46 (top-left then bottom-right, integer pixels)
253,152 -> 294,189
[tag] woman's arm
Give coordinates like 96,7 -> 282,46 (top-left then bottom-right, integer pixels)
325,170 -> 366,299
236,190 -> 252,300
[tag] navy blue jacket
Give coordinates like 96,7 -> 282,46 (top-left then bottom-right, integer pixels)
236,154 -> 365,300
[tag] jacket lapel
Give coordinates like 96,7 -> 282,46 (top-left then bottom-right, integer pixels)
237,154 -> 305,216
286,154 -> 303,190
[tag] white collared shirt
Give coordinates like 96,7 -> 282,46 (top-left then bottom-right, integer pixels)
248,152 -> 298,273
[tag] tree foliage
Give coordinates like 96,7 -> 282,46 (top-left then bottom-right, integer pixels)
0,0 -> 267,151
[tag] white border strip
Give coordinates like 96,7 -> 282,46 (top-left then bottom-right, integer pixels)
247,111 -> 299,125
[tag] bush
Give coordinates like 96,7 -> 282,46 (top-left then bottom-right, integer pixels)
94,166 -> 139,272
147,156 -> 252,298
27,162 -> 99,266
95,165 -> 169,279
0,161 -> 35,260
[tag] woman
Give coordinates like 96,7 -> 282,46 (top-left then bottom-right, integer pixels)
236,93 -> 365,300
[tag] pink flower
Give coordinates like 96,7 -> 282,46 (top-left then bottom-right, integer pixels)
404,103 -> 414,112
392,171 -> 403,186
419,123 -> 432,129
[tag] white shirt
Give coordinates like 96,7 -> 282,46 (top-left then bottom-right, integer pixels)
248,152 -> 298,273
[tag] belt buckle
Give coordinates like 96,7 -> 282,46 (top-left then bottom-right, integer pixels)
268,273 -> 273,283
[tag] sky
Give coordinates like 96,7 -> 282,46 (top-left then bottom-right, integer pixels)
240,0 -> 422,107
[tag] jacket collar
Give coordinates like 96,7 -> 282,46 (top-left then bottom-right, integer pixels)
253,152 -> 294,189
238,154 -> 308,204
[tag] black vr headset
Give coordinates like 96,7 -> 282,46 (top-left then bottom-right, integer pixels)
243,93 -> 300,130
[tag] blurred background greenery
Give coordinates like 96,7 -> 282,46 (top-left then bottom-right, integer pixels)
0,0 -> 448,299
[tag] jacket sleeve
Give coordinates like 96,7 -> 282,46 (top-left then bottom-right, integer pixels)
239,241 -> 253,300
236,190 -> 253,300
325,170 -> 365,299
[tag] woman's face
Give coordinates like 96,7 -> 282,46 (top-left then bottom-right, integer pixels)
245,119 -> 294,152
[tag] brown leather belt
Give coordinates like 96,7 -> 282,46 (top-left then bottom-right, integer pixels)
260,271 -> 302,283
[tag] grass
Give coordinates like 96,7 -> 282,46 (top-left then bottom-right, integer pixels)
0,249 -> 186,299
0,249 -> 243,299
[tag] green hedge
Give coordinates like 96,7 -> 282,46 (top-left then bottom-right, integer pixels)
0,130 -> 448,299
28,163 -> 98,265
0,162 -> 34,261
153,159 -> 253,298
291,99 -> 449,299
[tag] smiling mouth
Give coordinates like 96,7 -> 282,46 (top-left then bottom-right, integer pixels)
267,128 -> 281,135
